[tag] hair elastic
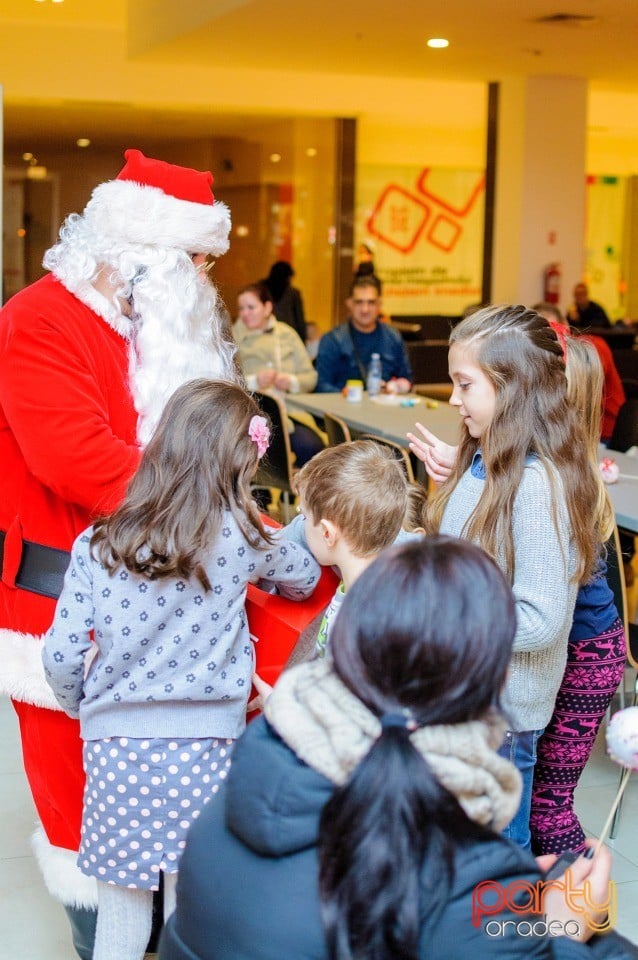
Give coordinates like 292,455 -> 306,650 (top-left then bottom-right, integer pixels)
380,712 -> 417,732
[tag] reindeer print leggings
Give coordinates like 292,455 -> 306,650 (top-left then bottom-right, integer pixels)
530,617 -> 625,855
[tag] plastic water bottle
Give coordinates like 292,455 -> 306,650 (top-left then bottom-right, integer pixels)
366,353 -> 382,397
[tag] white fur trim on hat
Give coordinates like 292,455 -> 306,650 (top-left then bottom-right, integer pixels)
32,825 -> 98,908
85,179 -> 231,256
0,628 -> 62,710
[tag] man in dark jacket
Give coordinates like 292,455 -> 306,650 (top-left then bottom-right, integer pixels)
567,283 -> 611,329
315,274 -> 412,393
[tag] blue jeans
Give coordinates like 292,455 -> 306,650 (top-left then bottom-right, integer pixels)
497,728 -> 544,851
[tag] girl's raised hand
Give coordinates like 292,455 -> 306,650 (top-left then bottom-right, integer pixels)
407,423 -> 458,486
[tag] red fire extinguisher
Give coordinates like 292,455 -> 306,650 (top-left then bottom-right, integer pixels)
543,263 -> 561,304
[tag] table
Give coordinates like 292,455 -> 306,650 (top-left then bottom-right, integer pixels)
601,447 -> 638,534
286,392 -> 638,533
286,391 -> 461,447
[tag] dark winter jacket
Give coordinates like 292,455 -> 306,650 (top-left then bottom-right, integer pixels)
159,716 -> 635,960
315,320 -> 412,392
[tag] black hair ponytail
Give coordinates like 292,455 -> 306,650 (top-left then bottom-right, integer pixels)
318,726 -> 487,960
317,536 -> 516,960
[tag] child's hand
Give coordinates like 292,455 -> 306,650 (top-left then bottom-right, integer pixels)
407,423 -> 457,486
247,671 -> 274,713
537,842 -> 613,942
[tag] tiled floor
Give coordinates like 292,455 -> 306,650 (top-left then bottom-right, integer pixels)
1,690 -> 638,957
3,550 -> 638,958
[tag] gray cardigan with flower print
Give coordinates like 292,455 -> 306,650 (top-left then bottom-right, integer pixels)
42,514 -> 320,742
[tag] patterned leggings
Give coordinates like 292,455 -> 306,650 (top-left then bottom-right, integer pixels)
530,617 -> 626,856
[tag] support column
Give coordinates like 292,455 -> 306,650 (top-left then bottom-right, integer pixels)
332,118 -> 356,326
489,75 -> 588,312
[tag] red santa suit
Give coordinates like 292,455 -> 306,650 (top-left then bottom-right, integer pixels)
0,149 -> 233,911
0,274 -> 140,904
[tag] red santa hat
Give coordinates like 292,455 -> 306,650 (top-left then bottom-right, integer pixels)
83,148 -> 231,256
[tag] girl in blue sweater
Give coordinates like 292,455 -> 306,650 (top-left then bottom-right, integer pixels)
42,378 -> 319,960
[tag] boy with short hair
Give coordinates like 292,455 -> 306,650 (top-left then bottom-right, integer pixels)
294,440 -> 411,656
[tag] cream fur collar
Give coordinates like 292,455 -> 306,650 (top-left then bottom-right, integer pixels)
265,659 -> 522,831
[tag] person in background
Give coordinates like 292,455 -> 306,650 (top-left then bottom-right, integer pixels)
566,282 -> 611,329
315,274 -> 412,393
0,148 -> 237,958
42,379 -> 319,960
262,260 -> 307,341
534,301 -> 625,442
233,282 -> 324,466
353,240 -> 376,279
304,320 -> 321,363
159,536 -> 623,960
412,305 -> 601,851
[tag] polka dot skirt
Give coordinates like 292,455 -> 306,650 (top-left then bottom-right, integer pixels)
79,736 -> 233,890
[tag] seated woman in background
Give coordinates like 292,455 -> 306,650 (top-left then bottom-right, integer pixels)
233,282 -> 324,465
160,537 -> 625,960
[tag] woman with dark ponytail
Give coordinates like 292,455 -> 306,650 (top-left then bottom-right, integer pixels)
160,538 -> 627,960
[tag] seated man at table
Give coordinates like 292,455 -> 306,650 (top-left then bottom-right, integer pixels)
315,274 -> 412,393
566,281 -> 611,329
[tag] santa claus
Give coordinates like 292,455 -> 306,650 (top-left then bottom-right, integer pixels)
0,149 -> 238,956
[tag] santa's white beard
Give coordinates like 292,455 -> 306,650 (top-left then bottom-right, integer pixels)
128,262 -> 239,445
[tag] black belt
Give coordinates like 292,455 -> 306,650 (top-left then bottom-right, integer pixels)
0,531 -> 71,600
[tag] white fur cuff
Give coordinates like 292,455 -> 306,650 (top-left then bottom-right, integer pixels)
31,825 -> 97,908
0,628 -> 62,710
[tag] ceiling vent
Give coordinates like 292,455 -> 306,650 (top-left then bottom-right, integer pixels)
533,13 -> 598,25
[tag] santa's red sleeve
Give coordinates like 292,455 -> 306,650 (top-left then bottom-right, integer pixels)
0,276 -> 141,909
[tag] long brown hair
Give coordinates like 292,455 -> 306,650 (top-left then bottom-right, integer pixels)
91,378 -> 273,588
564,335 -> 614,542
426,304 -> 599,583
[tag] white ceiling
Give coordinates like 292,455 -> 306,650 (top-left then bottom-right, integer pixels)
2,0 -> 638,148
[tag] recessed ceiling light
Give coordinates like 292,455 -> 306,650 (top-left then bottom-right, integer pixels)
427,37 -> 449,48
22,152 -> 34,161
76,138 -> 91,148
269,153 -> 282,163
305,147 -> 317,158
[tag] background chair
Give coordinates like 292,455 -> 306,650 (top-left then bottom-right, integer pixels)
621,378 -> 638,400
608,398 -> 638,453
360,433 -> 416,483
605,523 -> 638,711
323,411 -> 352,446
605,524 -> 638,838
251,391 -> 297,523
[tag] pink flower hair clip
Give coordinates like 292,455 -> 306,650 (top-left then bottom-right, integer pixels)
248,415 -> 270,458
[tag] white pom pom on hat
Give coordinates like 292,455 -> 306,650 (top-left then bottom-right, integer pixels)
82,148 -> 231,256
